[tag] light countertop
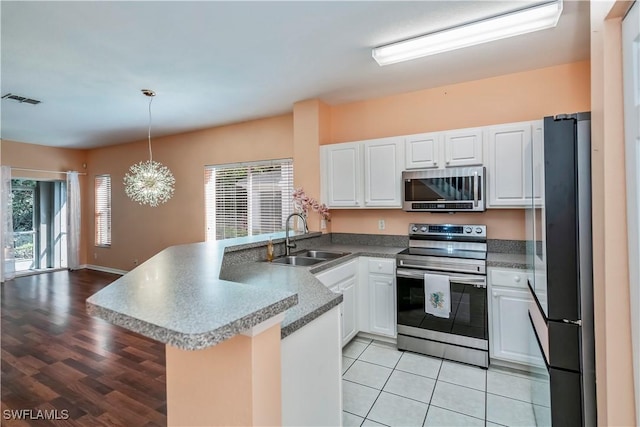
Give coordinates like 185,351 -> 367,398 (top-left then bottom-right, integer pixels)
86,232 -> 404,349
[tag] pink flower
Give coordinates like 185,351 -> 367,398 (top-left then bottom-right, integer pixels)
292,187 -> 330,220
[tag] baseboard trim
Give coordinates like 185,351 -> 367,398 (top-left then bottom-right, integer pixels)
356,331 -> 397,346
81,264 -> 128,276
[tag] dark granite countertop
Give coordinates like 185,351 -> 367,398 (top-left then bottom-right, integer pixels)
219,242 -> 404,338
487,252 -> 529,270
87,231 -> 529,349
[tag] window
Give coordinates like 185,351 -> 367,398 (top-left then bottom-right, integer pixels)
95,175 -> 111,247
205,159 -> 294,241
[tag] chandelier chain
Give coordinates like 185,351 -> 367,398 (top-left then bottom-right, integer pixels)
147,95 -> 153,162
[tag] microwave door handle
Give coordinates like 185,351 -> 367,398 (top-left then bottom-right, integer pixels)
473,171 -> 478,207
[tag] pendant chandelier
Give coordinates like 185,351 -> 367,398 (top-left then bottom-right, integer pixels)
124,89 -> 175,207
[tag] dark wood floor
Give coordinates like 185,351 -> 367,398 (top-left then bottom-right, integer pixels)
1,270 -> 167,426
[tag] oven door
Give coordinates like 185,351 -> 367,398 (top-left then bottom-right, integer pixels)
396,268 -> 487,341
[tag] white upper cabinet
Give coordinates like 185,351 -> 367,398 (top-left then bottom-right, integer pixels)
321,142 -> 362,208
405,128 -> 483,169
531,120 -> 544,203
322,119 -> 543,210
321,138 -> 402,209
444,127 -> 484,167
487,120 -> 542,208
364,138 -> 404,207
405,133 -> 441,169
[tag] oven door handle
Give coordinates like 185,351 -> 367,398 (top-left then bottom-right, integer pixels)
396,268 -> 486,288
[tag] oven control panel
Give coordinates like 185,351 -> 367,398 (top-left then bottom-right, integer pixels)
408,223 -> 486,238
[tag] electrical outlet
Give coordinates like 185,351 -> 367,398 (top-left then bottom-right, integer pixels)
94,252 -> 98,260
378,219 -> 385,230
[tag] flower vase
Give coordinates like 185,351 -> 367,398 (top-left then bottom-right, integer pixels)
297,212 -> 307,232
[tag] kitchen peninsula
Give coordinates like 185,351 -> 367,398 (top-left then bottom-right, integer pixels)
86,232 -> 345,427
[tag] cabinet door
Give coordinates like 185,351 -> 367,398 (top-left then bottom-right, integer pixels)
369,273 -> 395,337
363,138 -> 403,207
340,276 -> 358,345
405,133 -> 440,169
490,287 -> 545,367
321,143 -> 362,208
487,123 -> 532,207
444,128 -> 483,167
531,120 -> 544,204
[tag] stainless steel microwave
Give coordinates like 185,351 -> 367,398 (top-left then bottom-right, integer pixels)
402,166 -> 486,212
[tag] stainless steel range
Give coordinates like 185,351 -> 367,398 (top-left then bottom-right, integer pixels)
396,223 -> 488,368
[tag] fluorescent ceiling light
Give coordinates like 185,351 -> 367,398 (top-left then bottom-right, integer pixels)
372,0 -> 563,66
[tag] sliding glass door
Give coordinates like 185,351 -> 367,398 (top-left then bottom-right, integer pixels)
11,179 -> 67,273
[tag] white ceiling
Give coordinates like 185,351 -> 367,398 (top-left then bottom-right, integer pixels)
0,1 -> 590,149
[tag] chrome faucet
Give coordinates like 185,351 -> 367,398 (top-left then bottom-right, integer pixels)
285,213 -> 308,256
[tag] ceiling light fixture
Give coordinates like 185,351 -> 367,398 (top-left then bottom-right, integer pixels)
372,0 -> 563,66
124,89 -> 175,207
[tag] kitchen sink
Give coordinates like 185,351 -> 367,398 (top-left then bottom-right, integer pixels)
296,250 -> 350,260
271,256 -> 326,266
268,250 -> 350,267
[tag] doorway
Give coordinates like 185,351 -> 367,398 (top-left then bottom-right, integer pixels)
11,179 -> 68,273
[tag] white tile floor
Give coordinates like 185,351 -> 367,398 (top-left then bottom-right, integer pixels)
342,337 -> 552,427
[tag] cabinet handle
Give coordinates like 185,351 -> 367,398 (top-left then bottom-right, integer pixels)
473,171 -> 479,207
514,276 -> 521,283
493,292 -> 498,297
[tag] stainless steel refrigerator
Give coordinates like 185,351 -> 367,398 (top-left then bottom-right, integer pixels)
527,112 -> 596,427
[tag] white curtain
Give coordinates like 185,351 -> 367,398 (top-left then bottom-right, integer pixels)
67,171 -> 81,270
1,166 -> 15,282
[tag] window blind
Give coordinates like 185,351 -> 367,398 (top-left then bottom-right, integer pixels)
204,159 -> 294,241
95,175 -> 111,247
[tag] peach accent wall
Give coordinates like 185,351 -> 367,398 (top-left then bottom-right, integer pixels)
329,61 -> 590,143
86,114 -> 293,271
293,100 -> 331,232
324,61 -> 590,239
165,323 -> 282,426
1,140 -> 89,265
333,209 -> 525,240
590,1 -> 636,425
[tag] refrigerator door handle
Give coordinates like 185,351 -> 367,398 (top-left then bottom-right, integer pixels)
562,319 -> 582,326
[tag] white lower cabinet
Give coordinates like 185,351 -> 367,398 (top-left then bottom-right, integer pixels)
281,306 -> 342,426
364,258 -> 396,337
316,257 -> 396,346
369,274 -> 395,336
315,259 -> 358,346
488,267 -> 545,367
340,276 -> 357,344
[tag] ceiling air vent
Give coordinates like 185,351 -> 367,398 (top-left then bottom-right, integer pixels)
2,93 -> 41,105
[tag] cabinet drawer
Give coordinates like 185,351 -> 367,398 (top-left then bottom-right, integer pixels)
489,268 -> 528,289
367,258 -> 395,275
315,260 -> 358,287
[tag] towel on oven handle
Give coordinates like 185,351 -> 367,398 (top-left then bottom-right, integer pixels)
424,273 -> 451,318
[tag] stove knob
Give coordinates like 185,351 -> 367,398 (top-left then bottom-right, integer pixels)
411,226 -> 418,233
465,227 -> 472,233
475,227 -> 483,234
420,226 -> 427,232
